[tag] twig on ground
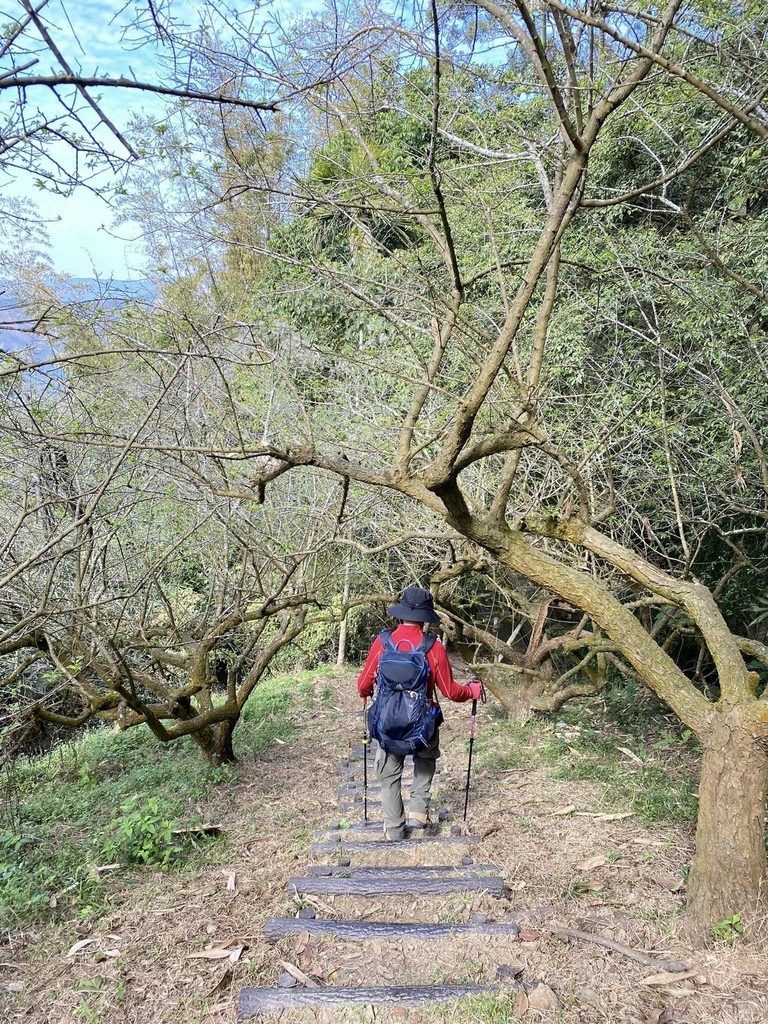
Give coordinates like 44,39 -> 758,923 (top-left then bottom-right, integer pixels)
548,924 -> 689,973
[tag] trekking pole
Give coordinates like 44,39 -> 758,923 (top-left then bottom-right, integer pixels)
463,682 -> 486,822
362,698 -> 369,824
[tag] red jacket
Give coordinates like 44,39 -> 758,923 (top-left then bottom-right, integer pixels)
357,624 -> 472,703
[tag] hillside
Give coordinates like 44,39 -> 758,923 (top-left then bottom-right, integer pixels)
2,669 -> 767,1023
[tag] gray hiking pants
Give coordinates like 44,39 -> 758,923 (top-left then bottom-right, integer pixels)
375,735 -> 440,839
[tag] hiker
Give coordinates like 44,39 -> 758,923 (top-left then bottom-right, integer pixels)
357,587 -> 483,840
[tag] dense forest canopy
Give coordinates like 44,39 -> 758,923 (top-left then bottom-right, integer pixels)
2,0 -> 768,939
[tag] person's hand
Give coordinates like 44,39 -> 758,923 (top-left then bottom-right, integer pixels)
467,680 -> 483,700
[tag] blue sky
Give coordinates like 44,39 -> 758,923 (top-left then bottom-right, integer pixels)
2,0 -> 321,279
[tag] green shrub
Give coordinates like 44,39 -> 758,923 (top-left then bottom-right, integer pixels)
100,795 -> 186,868
0,728 -> 227,928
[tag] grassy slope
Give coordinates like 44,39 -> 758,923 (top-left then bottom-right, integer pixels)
1,668 -> 766,1024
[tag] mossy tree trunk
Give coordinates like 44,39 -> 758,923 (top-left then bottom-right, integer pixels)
686,718 -> 768,937
193,716 -> 239,765
422,485 -> 768,938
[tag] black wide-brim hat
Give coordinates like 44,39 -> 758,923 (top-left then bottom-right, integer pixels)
387,586 -> 441,623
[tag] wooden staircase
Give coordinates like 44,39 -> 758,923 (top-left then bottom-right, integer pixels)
237,734 -> 520,1020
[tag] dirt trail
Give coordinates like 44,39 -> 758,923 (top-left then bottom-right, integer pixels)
3,669 -> 768,1024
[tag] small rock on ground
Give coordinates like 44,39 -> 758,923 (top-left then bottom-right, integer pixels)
527,983 -> 560,1010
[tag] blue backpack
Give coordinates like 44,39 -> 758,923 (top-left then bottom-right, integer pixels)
367,629 -> 444,755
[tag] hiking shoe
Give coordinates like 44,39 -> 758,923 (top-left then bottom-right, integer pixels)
406,815 -> 430,829
384,829 -> 406,841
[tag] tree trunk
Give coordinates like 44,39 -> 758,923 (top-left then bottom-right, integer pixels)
194,717 -> 238,764
480,662 -> 555,720
337,552 -> 351,667
686,722 -> 768,937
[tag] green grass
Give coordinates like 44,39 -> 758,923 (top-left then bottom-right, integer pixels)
551,737 -> 699,824
1,670 -> 312,929
476,681 -> 699,826
0,728 -> 227,929
457,993 -> 520,1022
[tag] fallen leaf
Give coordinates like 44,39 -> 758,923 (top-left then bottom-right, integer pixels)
552,804 -> 576,816
482,824 -> 503,837
2,982 -> 24,993
618,746 -> 643,764
512,990 -> 528,1016
520,797 -> 542,806
640,970 -> 699,987
518,930 -> 541,942
228,945 -> 244,964
187,948 -> 232,960
595,811 -> 634,821
66,939 -> 98,957
223,870 -> 237,891
651,874 -> 685,893
279,959 -> 320,989
568,880 -> 605,895
207,967 -> 234,998
577,855 -> 607,871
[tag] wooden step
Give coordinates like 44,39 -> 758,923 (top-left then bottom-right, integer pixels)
314,822 -> 452,838
264,917 -> 520,942
287,873 -> 504,896
307,864 -> 499,880
314,822 -> 384,837
339,800 -> 382,812
238,983 -> 492,1018
306,863 -> 498,878
313,827 -> 475,851
311,835 -> 481,854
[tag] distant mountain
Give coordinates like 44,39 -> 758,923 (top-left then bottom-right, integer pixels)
0,278 -> 155,359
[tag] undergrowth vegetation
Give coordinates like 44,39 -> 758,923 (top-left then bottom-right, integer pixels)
477,679 -> 699,827
0,669 -> 332,930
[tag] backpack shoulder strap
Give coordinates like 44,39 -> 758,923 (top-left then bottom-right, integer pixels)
379,628 -> 395,652
420,633 -> 437,654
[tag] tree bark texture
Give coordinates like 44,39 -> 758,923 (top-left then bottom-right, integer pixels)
238,984 -> 494,1017
305,864 -> 498,878
194,717 -> 238,764
264,917 -> 520,942
686,722 -> 768,934
311,835 -> 480,854
287,874 -> 504,896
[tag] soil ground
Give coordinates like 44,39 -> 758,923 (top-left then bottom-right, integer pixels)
2,669 -> 767,1024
